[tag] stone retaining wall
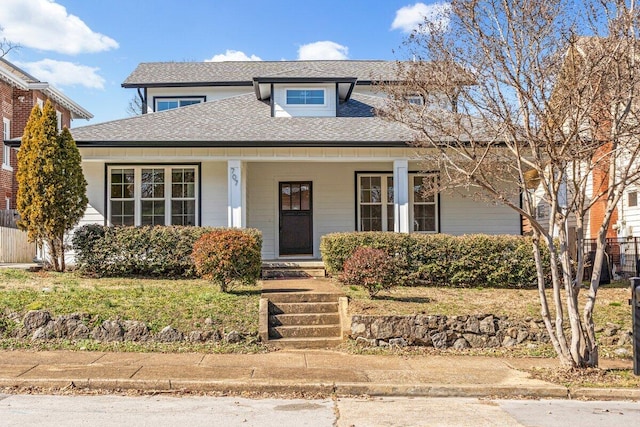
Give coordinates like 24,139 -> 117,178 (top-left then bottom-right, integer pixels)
351,314 -> 544,349
0,310 -> 245,344
350,314 -> 632,349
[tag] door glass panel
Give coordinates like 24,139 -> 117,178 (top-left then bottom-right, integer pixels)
301,184 -> 310,210
291,184 -> 301,210
281,184 -> 291,210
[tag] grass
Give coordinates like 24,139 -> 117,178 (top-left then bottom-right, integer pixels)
0,269 -> 260,352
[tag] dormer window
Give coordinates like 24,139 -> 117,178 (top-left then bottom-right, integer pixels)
407,95 -> 424,106
154,96 -> 205,112
286,89 -> 325,106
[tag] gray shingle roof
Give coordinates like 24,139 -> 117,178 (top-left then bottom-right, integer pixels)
69,92 -> 417,147
122,60 -> 404,87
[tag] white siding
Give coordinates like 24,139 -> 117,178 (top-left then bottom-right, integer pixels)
146,87 -> 253,113
439,189 -> 521,235
200,161 -> 228,226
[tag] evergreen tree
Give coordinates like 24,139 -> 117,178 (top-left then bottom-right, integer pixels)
16,100 -> 88,271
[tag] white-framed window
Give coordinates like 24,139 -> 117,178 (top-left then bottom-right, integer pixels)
5,197 -> 10,210
406,95 -> 424,106
56,110 -> 63,131
36,98 -> 43,108
629,190 -> 638,207
154,97 -> 205,112
3,118 -> 12,170
108,165 -> 198,226
356,173 -> 438,233
411,175 -> 438,232
285,89 -> 325,105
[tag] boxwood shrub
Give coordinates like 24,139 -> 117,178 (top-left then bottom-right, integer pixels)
321,232 -> 550,288
72,225 -> 261,278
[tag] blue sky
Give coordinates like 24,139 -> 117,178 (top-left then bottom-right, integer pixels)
0,1 -> 450,126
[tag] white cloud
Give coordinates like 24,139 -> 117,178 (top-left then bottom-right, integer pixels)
297,41 -> 348,60
391,2 -> 451,33
0,0 -> 118,55
15,59 -> 105,89
205,50 -> 262,62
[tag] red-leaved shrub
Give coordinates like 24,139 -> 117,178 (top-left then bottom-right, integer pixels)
340,247 -> 399,296
192,229 -> 262,292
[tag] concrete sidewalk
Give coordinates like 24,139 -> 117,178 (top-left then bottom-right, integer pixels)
0,350 -> 637,400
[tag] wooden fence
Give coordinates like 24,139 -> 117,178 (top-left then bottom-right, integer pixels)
0,226 -> 36,263
0,209 -> 19,229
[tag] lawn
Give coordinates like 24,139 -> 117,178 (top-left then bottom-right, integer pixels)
0,269 -> 261,352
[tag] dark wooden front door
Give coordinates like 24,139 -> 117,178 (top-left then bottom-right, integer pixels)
279,182 -> 313,256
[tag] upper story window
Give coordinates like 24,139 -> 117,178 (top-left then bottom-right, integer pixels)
3,118 -> 11,170
286,89 -> 325,105
56,110 -> 63,131
154,97 -> 205,112
629,190 -> 637,207
407,95 -> 424,106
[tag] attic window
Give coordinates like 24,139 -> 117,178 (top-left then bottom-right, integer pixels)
155,97 -> 205,112
407,95 -> 424,106
286,89 -> 325,105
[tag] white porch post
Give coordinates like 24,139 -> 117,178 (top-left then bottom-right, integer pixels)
227,160 -> 246,228
393,159 -> 410,233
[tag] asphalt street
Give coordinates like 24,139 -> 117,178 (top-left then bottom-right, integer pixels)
1,394 -> 639,427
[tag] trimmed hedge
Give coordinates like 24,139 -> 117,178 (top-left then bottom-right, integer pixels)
321,232 -> 550,288
72,225 -> 261,278
340,247 -> 400,296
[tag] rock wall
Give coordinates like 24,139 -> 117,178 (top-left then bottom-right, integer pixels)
349,314 -> 519,348
351,314 -> 633,349
1,310 -> 244,344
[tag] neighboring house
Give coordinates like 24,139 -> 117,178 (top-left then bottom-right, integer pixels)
23,60 -> 521,260
0,58 -> 93,210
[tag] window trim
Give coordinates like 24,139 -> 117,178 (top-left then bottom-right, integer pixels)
2,118 -> 12,170
355,171 -> 439,233
105,163 -> 201,226
285,88 -> 326,106
152,96 -> 206,112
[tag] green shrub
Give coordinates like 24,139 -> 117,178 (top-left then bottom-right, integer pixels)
340,247 -> 400,296
72,225 -> 219,277
192,229 -> 262,292
321,232 -> 550,288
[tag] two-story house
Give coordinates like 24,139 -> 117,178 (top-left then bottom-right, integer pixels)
1,58 -> 92,211
45,60 -> 521,260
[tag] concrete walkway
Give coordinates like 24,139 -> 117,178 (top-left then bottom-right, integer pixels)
0,350 -> 636,400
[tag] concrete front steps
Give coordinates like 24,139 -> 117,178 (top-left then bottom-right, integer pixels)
259,282 -> 348,349
261,261 -> 326,279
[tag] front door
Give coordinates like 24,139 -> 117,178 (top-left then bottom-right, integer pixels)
279,181 -> 313,256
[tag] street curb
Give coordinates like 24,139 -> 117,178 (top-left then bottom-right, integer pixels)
570,387 -> 640,401
2,378 -> 638,400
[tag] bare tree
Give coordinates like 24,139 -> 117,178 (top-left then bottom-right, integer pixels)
0,27 -> 18,58
381,0 -> 640,368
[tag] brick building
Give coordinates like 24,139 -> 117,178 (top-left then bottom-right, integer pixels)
0,58 -> 92,210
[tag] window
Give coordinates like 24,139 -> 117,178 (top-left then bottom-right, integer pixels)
108,165 -> 198,226
358,175 -> 394,231
286,89 -> 325,105
56,110 -> 63,131
36,98 -> 43,108
411,175 -> 438,232
629,191 -> 638,207
154,97 -> 204,112
357,173 -> 438,233
407,95 -> 424,106
3,118 -> 11,169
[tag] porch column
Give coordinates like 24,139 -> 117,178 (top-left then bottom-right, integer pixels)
227,160 -> 246,228
393,159 -> 410,233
